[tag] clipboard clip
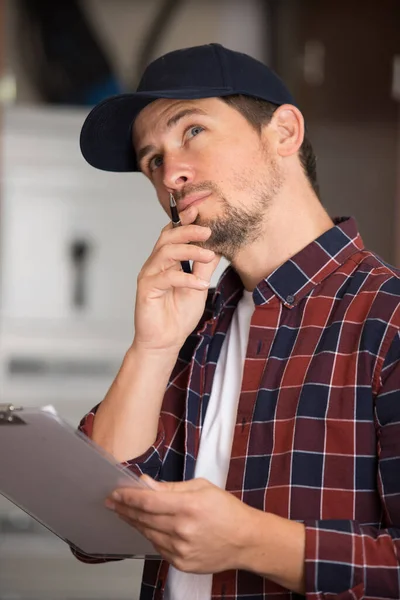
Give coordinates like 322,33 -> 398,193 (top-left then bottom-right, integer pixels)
0,404 -> 25,425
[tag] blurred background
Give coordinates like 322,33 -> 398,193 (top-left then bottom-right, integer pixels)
0,0 -> 399,598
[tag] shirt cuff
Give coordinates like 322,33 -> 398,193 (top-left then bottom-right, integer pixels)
304,519 -> 400,599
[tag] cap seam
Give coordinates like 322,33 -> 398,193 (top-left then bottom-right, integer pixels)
212,44 -> 228,89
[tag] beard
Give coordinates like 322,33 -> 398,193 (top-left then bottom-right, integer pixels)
195,200 -> 263,262
179,148 -> 284,262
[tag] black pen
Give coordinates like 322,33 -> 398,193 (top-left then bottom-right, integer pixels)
169,193 -> 192,274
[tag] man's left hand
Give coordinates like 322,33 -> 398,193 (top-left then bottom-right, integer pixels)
106,476 -> 256,574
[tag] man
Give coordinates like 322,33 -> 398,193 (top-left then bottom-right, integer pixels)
76,43 -> 400,599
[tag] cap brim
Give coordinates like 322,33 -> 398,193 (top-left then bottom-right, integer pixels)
80,88 -> 231,173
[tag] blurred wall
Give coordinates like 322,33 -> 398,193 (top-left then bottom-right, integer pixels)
5,0 -> 269,103
271,0 -> 400,265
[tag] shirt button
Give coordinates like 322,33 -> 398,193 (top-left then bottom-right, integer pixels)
286,294 -> 295,305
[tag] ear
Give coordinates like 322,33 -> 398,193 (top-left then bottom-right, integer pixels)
266,104 -> 305,158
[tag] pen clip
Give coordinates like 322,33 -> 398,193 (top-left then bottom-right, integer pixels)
169,193 -> 181,227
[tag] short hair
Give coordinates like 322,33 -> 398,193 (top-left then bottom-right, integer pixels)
221,95 -> 319,198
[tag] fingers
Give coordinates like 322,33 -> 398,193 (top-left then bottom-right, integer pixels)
152,203 -> 209,257
141,219 -> 213,282
140,474 -> 160,490
117,514 -> 175,561
140,476 -> 209,493
144,243 -> 216,277
153,223 -> 212,254
172,204 -> 222,282
176,203 -> 199,226
107,489 -> 175,516
141,269 -> 211,294
138,203 -> 220,297
116,508 -> 173,534
192,252 -> 222,283
109,478 -> 210,515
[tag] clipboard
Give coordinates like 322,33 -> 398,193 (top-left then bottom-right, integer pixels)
0,403 -> 159,558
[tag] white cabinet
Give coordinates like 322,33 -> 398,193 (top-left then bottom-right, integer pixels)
1,108 -> 167,327
0,107 -> 168,420
0,106 -> 228,421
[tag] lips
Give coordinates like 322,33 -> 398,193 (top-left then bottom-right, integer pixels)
178,192 -> 211,211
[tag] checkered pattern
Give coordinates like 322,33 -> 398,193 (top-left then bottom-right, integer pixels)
74,217 -> 400,600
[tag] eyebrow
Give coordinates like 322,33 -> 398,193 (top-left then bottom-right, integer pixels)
136,108 -> 208,168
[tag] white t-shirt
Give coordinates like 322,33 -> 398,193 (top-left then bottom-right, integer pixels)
164,290 -> 255,600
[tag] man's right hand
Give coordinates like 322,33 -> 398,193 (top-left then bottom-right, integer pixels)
133,204 -> 221,355
90,204 -> 220,461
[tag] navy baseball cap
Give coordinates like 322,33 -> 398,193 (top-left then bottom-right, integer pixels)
80,43 -> 296,173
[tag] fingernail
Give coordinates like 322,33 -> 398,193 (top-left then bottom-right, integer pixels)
105,499 -> 115,510
198,279 -> 210,287
112,491 -> 122,502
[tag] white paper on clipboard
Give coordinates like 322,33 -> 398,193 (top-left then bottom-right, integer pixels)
0,403 -> 159,558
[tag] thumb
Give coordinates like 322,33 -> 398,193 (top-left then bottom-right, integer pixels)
140,475 -> 204,493
140,474 -> 170,491
192,253 -> 221,283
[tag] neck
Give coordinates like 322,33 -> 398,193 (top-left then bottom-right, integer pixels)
232,183 -> 334,291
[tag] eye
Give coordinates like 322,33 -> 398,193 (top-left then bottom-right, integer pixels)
186,125 -> 204,139
148,154 -> 163,172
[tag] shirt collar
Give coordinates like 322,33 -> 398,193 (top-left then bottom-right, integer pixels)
212,217 -> 364,312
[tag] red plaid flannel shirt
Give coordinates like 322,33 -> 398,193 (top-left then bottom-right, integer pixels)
73,217 -> 400,600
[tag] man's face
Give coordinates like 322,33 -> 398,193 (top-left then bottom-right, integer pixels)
132,97 -> 284,261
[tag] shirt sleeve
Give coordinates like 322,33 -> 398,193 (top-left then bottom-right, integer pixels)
78,403 -> 166,478
304,330 -> 400,599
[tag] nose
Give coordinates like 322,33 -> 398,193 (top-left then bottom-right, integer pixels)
162,152 -> 195,192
